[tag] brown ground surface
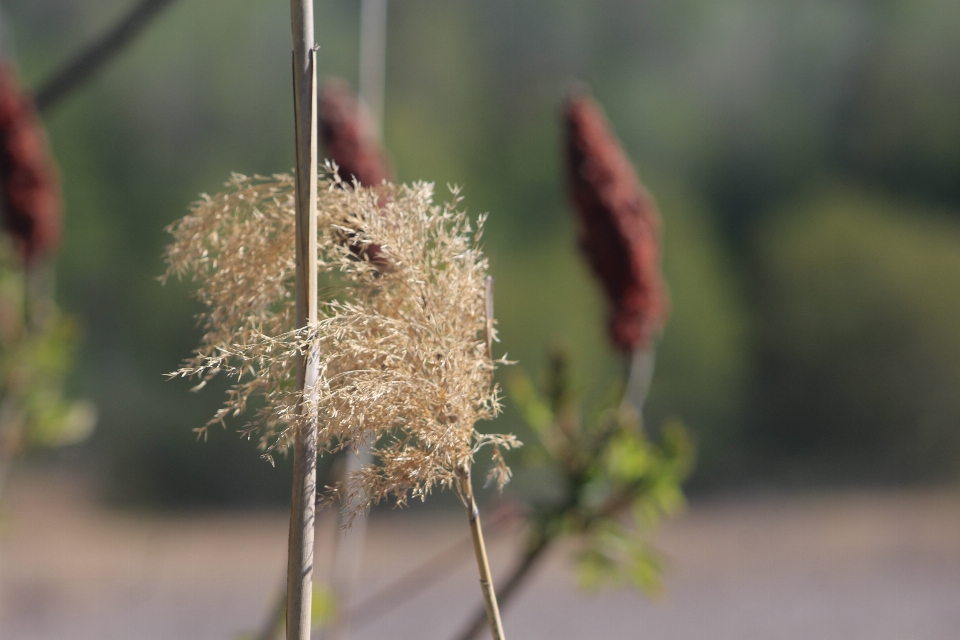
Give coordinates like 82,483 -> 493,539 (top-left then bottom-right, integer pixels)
2,469 -> 959,640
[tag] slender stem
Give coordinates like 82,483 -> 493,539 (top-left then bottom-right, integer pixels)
453,535 -> 551,640
35,0 -> 180,114
348,504 -> 519,629
262,509 -> 518,637
323,5 -> 390,628
460,468 -> 506,640
254,507 -> 518,639
323,443 -> 370,640
358,0 -> 388,140
621,346 -> 655,417
455,341 -> 656,640
350,527 -> 474,624
287,3 -> 319,640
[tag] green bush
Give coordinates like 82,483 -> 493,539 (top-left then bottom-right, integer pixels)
755,189 -> 960,481
493,179 -> 750,486
646,181 -> 751,482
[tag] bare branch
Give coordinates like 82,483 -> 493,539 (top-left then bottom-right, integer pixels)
35,0 -> 180,114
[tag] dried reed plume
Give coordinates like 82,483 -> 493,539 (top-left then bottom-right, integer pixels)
320,79 -> 392,187
0,62 -> 60,265
564,93 -> 667,352
164,173 -> 517,512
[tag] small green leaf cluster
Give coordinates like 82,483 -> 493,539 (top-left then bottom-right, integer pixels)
508,346 -> 693,595
0,248 -> 96,455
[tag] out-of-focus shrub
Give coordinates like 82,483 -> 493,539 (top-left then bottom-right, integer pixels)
494,179 -> 750,487
755,189 -> 960,482
646,182 -> 750,483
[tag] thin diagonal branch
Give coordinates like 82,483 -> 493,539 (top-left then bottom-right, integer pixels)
35,0 -> 180,114
347,505 -> 520,631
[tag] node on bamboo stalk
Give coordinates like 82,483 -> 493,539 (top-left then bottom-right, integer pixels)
163,172 -> 518,512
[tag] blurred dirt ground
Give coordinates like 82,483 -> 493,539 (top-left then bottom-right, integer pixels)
2,469 -> 960,640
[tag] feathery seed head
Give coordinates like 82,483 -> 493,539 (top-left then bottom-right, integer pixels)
564,93 -> 668,352
164,173 -> 517,512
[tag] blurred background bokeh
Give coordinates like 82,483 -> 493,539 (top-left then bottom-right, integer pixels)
6,0 -> 959,500
2,0 -> 960,638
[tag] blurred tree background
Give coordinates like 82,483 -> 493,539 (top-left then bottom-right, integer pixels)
4,0 -> 959,504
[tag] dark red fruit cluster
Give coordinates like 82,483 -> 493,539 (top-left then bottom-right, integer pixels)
319,78 -> 392,187
319,79 -> 394,268
564,94 -> 667,352
0,63 -> 60,266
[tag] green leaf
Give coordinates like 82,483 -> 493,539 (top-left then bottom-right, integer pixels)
660,418 -> 696,476
606,432 -> 653,484
506,369 -> 553,434
311,586 -> 337,629
575,547 -> 617,591
625,542 -> 664,597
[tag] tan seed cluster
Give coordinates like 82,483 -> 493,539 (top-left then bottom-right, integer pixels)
164,172 -> 518,511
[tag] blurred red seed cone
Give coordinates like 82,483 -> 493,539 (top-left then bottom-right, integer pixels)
319,78 -> 393,268
320,78 -> 392,187
564,92 -> 668,353
0,62 -> 61,266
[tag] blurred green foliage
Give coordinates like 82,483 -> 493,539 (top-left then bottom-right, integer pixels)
506,347 -> 692,595
755,190 -> 960,482
1,0 -> 957,501
645,180 -> 750,481
0,246 -> 95,459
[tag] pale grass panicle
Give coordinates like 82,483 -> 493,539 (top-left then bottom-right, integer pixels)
164,171 -> 519,512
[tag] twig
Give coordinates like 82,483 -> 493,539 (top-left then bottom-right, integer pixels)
323,444 -> 369,640
453,536 -> 550,640
286,2 -> 319,640
254,506 -> 517,640
346,504 -> 520,630
460,468 -> 506,640
35,0 -> 180,114
621,347 -> 655,416
456,274 -> 507,639
452,344 -> 657,640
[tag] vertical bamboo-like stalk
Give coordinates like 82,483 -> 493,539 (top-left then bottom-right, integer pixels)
459,275 -> 505,640
287,2 -> 319,640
